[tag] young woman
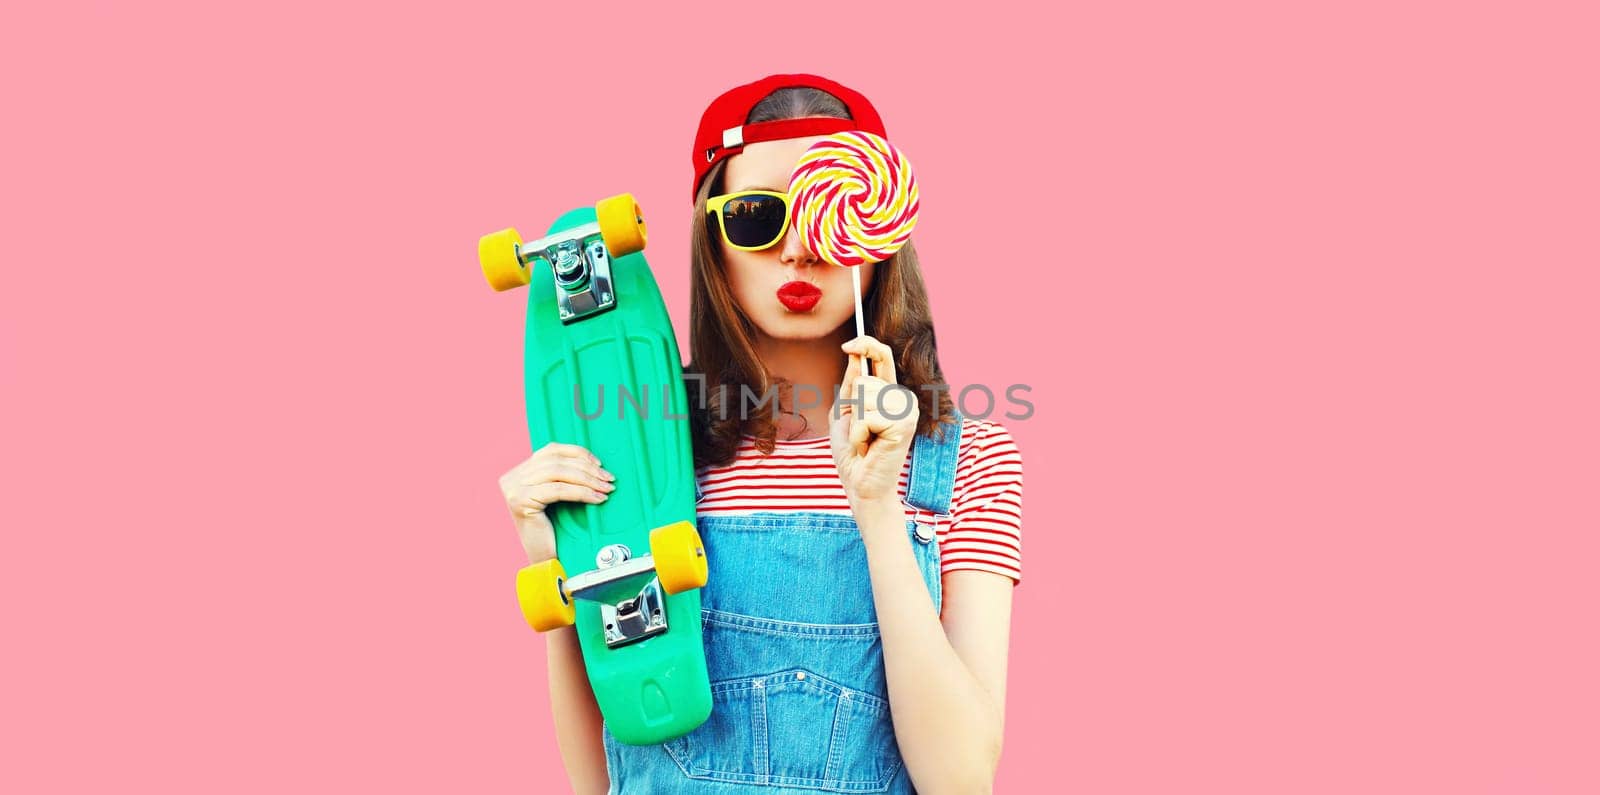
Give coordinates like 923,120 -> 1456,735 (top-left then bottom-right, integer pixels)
499,74 -> 1023,794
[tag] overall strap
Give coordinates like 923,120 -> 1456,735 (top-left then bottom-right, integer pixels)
904,412 -> 964,515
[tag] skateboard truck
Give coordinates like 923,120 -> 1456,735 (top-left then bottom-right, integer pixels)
477,194 -> 647,321
515,521 -> 705,638
580,544 -> 668,648
531,231 -> 616,324
602,579 -> 667,648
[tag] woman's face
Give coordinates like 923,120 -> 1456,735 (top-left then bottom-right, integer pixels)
718,133 -> 875,343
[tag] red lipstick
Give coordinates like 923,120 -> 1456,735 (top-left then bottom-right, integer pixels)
776,281 -> 822,312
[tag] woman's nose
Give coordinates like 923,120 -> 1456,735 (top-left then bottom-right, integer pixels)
777,223 -> 820,267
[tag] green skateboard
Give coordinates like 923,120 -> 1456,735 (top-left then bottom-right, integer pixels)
479,194 -> 713,746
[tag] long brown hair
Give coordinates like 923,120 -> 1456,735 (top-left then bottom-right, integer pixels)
686,87 -> 956,469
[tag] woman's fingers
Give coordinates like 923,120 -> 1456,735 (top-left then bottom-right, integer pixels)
875,381 -> 916,423
835,338 -> 914,459
505,458 -> 614,520
850,404 -> 872,454
844,376 -> 919,456
853,376 -> 912,417
838,351 -> 863,412
536,441 -> 601,466
504,444 -> 602,491
509,480 -> 610,515
848,376 -> 887,455
521,459 -> 613,492
841,335 -> 898,386
501,443 -> 611,564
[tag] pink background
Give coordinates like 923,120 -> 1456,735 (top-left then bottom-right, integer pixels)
4,1 -> 1597,792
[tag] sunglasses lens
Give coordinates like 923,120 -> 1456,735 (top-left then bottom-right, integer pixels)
721,194 -> 787,249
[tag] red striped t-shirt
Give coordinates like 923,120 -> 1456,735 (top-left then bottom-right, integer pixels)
695,418 -> 1024,583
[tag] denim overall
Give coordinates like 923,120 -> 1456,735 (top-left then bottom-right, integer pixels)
602,420 -> 962,794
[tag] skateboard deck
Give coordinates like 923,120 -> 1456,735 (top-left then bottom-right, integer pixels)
480,195 -> 712,745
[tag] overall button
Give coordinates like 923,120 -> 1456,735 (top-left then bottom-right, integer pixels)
914,521 -> 936,543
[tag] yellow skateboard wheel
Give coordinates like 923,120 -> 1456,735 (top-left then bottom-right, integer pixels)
516,559 -> 576,631
596,193 -> 647,258
479,227 -> 529,292
650,521 -> 707,595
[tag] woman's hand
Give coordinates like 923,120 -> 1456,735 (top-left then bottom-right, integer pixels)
831,335 -> 919,508
499,442 -> 615,562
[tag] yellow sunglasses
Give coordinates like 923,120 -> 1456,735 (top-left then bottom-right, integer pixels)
705,190 -> 793,251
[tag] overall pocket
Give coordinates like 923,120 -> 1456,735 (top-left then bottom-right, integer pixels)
665,668 -> 903,792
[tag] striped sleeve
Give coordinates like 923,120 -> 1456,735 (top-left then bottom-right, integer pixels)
942,420 -> 1024,583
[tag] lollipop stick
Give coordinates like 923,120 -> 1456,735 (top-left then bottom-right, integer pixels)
852,266 -> 869,376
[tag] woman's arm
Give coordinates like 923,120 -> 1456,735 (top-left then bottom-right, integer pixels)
856,499 -> 1013,794
545,626 -> 611,795
501,443 -> 618,794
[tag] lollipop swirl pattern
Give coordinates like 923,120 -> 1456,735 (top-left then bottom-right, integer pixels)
788,131 -> 920,267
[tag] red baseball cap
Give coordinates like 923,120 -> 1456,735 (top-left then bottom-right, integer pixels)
691,73 -> 888,202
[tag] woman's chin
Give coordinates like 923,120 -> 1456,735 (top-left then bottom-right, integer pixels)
753,310 -> 853,341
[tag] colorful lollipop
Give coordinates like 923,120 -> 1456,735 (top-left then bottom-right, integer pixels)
789,131 -> 921,268
788,132 -> 921,376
